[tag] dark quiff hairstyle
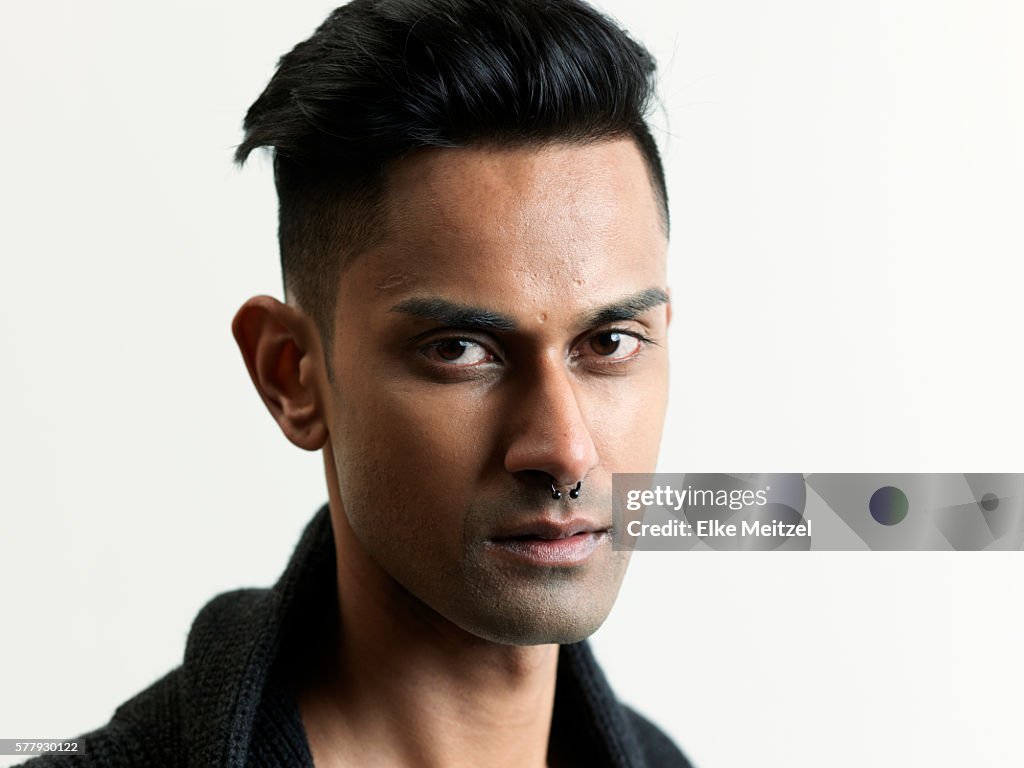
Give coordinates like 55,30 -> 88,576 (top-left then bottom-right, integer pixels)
235,0 -> 668,344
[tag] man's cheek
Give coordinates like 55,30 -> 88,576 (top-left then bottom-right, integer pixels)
388,395 -> 493,461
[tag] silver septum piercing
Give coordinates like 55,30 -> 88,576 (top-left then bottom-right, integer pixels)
550,481 -> 582,500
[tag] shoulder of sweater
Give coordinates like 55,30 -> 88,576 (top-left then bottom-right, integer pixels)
14,668 -> 186,768
15,588 -> 281,768
621,704 -> 695,768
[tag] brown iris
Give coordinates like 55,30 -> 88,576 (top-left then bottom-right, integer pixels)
589,331 -> 622,356
436,339 -> 470,361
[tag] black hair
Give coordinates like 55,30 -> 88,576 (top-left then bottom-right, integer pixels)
236,0 -> 668,342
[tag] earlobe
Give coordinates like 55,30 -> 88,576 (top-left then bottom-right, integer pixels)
231,296 -> 328,451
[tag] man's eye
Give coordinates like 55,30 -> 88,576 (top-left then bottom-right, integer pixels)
423,339 -> 493,366
583,331 -> 643,360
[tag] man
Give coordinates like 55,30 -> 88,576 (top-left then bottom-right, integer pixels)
23,0 -> 688,765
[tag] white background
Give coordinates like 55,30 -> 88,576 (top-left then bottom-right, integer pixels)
2,1 -> 1023,766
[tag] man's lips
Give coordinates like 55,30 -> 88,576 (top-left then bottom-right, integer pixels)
486,517 -> 611,565
488,517 -> 610,541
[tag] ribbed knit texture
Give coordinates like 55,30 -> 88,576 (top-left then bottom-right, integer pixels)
18,504 -> 691,767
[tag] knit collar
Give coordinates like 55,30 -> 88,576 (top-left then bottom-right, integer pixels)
179,503 -> 647,768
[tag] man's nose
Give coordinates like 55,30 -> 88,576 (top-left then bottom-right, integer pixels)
502,358 -> 600,490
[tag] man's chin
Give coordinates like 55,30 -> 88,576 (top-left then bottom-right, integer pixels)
447,595 -> 618,646
438,546 -> 631,645
460,620 -> 611,647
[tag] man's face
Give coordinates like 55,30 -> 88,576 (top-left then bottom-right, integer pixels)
324,138 -> 669,644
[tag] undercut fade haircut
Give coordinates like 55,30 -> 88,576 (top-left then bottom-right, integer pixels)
236,0 -> 668,347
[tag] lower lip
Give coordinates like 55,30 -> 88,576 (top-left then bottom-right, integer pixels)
486,531 -> 607,566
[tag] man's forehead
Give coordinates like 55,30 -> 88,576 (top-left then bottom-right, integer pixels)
343,139 -> 665,295
330,138 -> 668,336
380,138 -> 665,244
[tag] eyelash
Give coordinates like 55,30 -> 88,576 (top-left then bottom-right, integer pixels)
418,327 -> 655,372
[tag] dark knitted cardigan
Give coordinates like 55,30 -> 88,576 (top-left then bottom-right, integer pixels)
20,504 -> 691,767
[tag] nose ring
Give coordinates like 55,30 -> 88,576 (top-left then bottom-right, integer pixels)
550,481 -> 582,500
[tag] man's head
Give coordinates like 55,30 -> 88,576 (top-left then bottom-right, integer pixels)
233,0 -> 671,645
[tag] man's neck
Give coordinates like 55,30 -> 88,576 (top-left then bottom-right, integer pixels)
297,498 -> 562,768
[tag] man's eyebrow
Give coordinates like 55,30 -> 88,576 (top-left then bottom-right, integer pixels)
388,297 -> 518,332
580,287 -> 670,327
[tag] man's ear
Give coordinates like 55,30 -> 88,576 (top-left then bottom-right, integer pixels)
231,295 -> 328,451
